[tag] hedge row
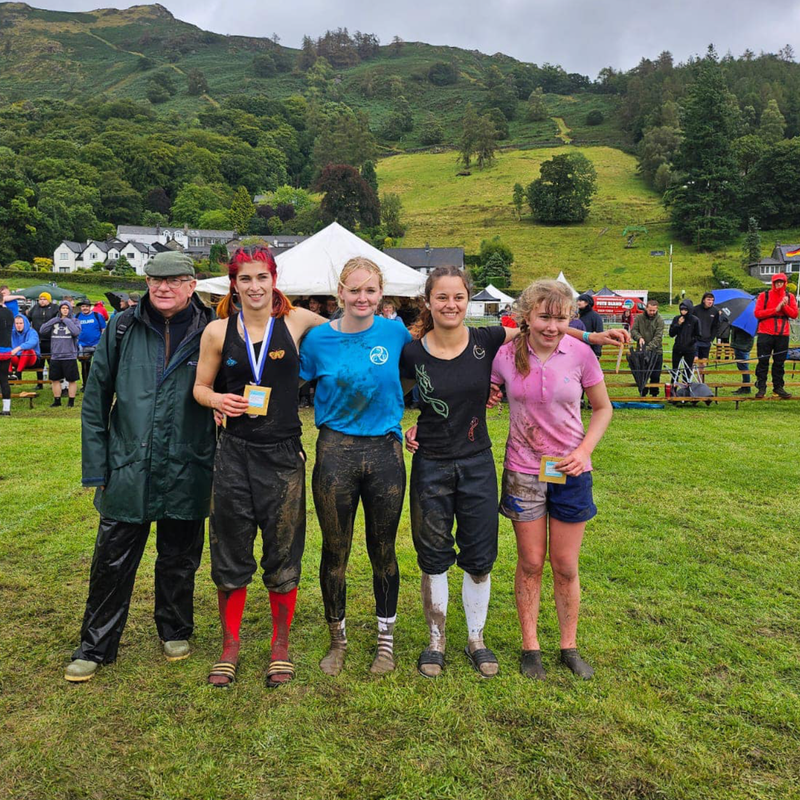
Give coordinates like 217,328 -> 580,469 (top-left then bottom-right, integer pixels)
711,261 -> 766,295
0,269 -> 147,290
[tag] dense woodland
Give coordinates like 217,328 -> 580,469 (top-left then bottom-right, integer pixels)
1,4 -> 800,267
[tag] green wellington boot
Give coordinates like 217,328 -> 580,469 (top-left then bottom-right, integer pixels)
163,640 -> 190,661
64,659 -> 99,683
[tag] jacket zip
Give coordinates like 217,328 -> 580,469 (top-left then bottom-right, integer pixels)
164,319 -> 170,368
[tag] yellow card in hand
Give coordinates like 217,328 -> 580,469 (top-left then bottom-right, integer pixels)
539,456 -> 567,484
243,384 -> 271,416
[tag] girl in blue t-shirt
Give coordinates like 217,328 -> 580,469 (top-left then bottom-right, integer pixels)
300,257 -> 412,677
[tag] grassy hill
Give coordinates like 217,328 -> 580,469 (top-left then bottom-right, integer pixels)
377,146 -> 800,297
0,2 -> 628,150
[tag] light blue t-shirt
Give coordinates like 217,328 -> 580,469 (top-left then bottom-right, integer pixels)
300,315 -> 412,439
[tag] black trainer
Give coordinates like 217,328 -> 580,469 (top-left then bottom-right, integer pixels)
732,387 -> 751,395
520,650 -> 546,680
560,648 -> 594,679
49,399 -> 62,408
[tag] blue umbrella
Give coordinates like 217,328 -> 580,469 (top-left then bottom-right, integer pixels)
711,289 -> 758,336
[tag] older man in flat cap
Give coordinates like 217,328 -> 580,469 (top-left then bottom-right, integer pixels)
67,252 -> 216,682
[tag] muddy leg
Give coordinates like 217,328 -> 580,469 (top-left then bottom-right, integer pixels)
420,571 -> 448,677
463,571 -> 497,677
320,619 -> 348,676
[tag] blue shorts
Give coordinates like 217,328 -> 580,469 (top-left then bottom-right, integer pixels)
500,468 -> 597,524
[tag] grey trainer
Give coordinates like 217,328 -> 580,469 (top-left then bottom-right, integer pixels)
65,659 -> 99,682
163,640 -> 190,661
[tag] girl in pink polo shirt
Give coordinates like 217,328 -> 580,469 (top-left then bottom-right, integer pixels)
491,280 -> 612,681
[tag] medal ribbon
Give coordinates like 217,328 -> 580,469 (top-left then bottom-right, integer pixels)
241,312 -> 275,385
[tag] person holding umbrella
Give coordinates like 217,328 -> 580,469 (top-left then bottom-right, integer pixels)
630,300 -> 664,396
754,273 -> 797,399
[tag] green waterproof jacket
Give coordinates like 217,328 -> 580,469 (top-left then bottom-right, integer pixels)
81,294 -> 216,523
630,312 -> 664,352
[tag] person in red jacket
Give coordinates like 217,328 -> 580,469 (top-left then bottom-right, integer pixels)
754,273 -> 798,399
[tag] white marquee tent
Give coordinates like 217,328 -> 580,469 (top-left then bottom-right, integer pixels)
467,283 -> 515,316
556,271 -> 580,299
194,222 -> 426,303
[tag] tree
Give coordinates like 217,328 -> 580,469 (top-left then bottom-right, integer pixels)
361,160 -> 378,195
33,257 -> 53,272
478,236 -> 514,268
314,164 -> 380,231
171,182 -> 226,226
512,183 -> 525,219
526,152 -> 597,223
380,192 -> 405,238
112,254 -> 135,276
198,209 -> 232,230
485,84 -> 518,121
428,62 -> 458,86
419,114 -> 445,146
457,103 -> 480,169
526,87 -> 548,122
312,109 -> 377,171
666,54 -> 741,249
586,110 -> 604,126
209,242 -> 228,268
297,36 -> 317,71
474,115 -> 499,169
253,54 -> 277,78
484,108 -> 509,140
389,36 -> 404,57
741,217 -> 761,266
742,138 -> 800,228
638,126 -> 681,187
229,185 -> 256,235
758,99 -> 786,145
187,69 -> 209,96
478,251 -> 512,289
731,134 -> 766,176
146,82 -> 170,105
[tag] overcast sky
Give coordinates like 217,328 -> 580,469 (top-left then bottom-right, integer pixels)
32,0 -> 800,77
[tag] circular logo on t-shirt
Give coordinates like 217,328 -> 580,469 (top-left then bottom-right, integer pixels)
369,345 -> 389,365
473,345 -> 486,360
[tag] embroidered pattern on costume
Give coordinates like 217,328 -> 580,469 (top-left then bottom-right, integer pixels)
468,416 -> 479,441
473,345 -> 486,360
269,350 -> 285,360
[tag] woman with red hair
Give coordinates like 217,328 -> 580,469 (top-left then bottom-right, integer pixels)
194,246 -> 325,687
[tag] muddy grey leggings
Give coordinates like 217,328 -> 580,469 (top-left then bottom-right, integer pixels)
312,426 -> 405,622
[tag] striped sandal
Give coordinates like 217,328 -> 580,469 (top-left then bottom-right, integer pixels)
208,661 -> 237,687
265,659 -> 295,688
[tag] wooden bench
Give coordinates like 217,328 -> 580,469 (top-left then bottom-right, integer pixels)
609,394 -> 798,410
11,391 -> 38,409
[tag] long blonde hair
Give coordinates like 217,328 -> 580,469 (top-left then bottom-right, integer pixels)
337,257 -> 384,308
513,279 -> 574,377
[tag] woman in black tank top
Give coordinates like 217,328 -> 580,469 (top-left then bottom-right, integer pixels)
194,247 -> 326,688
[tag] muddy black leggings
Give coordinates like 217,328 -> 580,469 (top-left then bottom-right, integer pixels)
312,426 -> 405,622
0,357 -> 9,400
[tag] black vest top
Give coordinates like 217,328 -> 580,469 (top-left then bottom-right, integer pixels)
217,313 -> 301,443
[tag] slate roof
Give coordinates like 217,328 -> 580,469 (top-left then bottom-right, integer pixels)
61,241 -> 84,253
384,247 -> 465,270
773,244 -> 800,261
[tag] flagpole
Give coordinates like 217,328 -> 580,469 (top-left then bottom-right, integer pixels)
669,244 -> 673,304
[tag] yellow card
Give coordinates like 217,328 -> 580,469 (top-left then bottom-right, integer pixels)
243,384 -> 271,416
539,456 -> 567,484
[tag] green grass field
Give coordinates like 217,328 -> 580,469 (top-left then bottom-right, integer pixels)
377,147 -> 800,297
1,395 -> 799,799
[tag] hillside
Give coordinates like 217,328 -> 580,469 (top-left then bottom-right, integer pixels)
0,2 -> 629,149
377,147 -> 800,296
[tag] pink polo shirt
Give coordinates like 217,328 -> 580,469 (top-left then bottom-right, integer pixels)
491,336 -> 604,475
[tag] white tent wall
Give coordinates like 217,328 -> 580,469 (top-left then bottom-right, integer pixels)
194,222 -> 426,305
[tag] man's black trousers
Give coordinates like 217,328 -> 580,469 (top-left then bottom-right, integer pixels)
72,517 -> 204,664
755,334 -> 789,392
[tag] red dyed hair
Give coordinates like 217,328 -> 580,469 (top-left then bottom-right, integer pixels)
217,246 -> 293,319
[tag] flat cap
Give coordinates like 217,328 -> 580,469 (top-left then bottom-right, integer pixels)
144,251 -> 196,278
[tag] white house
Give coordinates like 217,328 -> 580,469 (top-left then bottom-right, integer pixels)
53,241 -> 84,273
116,225 -> 236,251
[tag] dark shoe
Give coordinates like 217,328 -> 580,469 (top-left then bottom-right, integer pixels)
649,389 -> 659,397
774,388 -> 792,399
67,399 -> 75,408
560,648 -> 594,680
520,649 -> 546,680
49,399 -> 62,408
755,389 -> 766,399
732,387 -> 751,395
417,648 -> 445,679
464,645 -> 499,678
0,411 -> 10,417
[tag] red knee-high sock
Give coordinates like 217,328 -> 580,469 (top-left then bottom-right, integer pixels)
218,587 -> 247,662
269,587 -> 298,660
